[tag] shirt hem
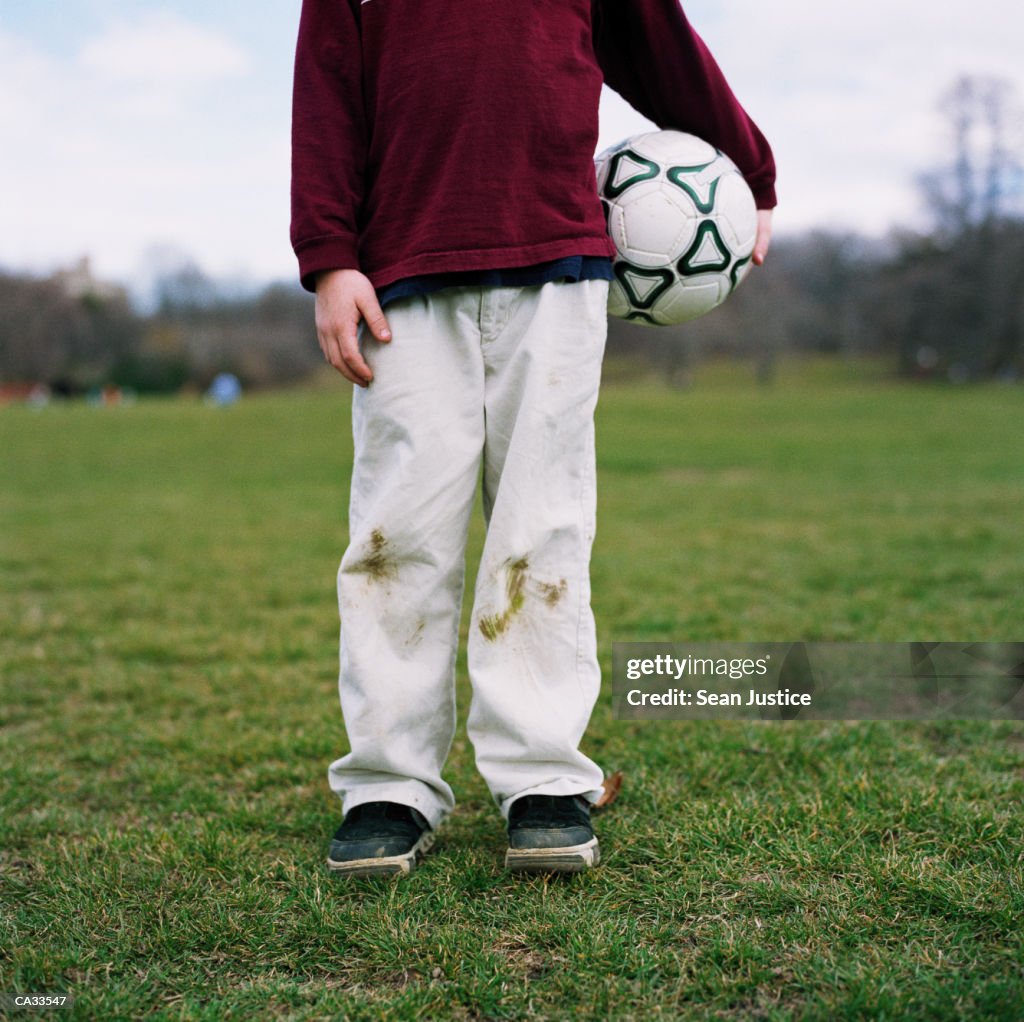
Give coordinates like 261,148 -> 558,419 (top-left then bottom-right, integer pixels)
364,236 -> 617,291
377,255 -> 615,308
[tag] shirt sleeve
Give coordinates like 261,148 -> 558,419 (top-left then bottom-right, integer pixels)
593,0 -> 777,209
290,0 -> 367,292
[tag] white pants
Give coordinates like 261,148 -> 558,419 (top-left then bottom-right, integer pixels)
328,280 -> 609,828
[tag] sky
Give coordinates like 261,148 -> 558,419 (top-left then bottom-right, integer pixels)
1,1 -> 1023,293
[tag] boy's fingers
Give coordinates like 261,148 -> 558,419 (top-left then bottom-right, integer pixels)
314,278 -> 388,386
339,325 -> 374,384
752,209 -> 773,266
319,328 -> 369,387
358,294 -> 392,343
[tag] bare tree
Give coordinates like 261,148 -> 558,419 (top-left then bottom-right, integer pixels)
894,75 -> 1024,378
920,75 -> 1024,235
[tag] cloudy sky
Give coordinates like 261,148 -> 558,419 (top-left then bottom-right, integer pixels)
1,1 -> 1022,291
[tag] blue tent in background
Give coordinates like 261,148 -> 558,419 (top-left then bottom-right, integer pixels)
206,373 -> 242,406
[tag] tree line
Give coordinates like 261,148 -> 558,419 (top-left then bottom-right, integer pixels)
0,259 -> 322,396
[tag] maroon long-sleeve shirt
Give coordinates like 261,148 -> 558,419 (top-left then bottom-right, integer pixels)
291,0 -> 776,293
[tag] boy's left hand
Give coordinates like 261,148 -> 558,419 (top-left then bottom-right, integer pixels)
752,209 -> 773,266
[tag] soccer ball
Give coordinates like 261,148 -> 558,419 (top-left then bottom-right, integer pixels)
595,130 -> 758,326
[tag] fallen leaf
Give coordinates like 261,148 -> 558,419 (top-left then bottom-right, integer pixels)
592,770 -> 624,812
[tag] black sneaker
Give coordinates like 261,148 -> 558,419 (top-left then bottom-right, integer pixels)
505,794 -> 600,873
327,801 -> 434,877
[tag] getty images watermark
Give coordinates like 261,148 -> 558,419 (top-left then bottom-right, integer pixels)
613,643 -> 1024,720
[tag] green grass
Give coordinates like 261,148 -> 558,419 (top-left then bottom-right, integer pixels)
2,356 -> 1023,1020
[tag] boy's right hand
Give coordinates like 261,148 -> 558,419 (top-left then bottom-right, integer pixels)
314,269 -> 391,387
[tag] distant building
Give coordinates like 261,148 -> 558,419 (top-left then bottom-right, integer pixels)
53,256 -> 126,304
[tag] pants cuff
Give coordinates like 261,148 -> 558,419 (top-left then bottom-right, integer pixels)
338,781 -> 452,831
500,779 -> 606,821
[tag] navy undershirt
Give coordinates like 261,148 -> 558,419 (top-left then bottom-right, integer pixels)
377,255 -> 614,309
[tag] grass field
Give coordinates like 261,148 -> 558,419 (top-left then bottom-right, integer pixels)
2,356 -> 1023,1020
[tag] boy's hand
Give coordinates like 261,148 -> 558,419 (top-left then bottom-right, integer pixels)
752,209 -> 773,266
315,269 -> 391,387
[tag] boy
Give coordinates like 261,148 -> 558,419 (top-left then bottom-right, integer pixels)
291,0 -> 775,876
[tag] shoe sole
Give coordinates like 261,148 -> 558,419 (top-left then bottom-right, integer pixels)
327,829 -> 436,878
505,836 -> 600,874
